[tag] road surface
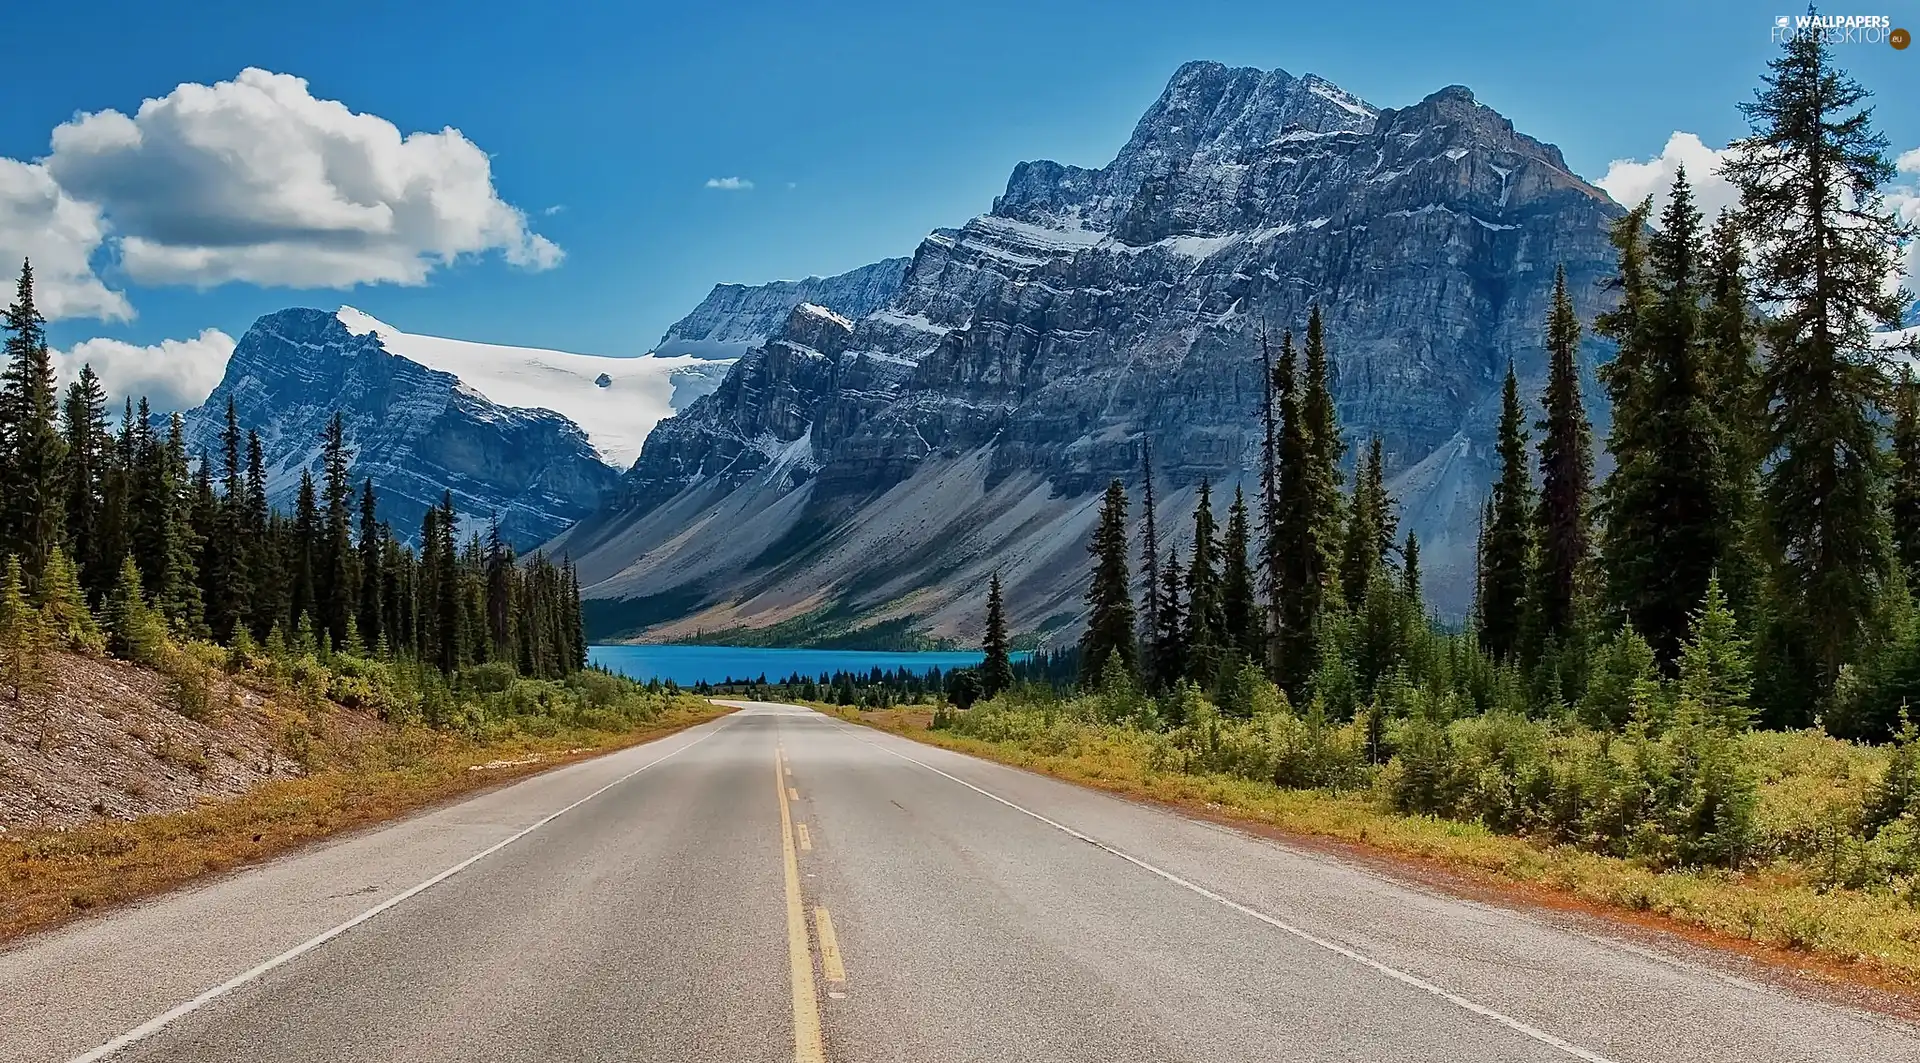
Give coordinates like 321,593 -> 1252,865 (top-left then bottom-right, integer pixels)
2,701 -> 1916,1063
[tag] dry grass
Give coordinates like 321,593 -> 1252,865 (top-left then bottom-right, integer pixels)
0,699 -> 730,943
839,705 -> 1920,993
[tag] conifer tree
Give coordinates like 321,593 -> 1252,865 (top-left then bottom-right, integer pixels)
1341,438 -> 1390,607
1893,367 -> 1920,583
319,413 -> 357,645
1402,529 -> 1421,607
1183,479 -> 1225,684
1702,212 -> 1765,617
1078,480 -> 1136,685
103,554 -> 165,665
1257,322 -> 1283,670
92,400 -> 133,605
1,261 -> 66,584
1151,544 -> 1186,689
484,513 -> 514,662
981,571 -> 1014,699
1221,486 -> 1259,665
35,545 -> 99,654
1479,363 -> 1533,659
153,415 -> 204,635
1532,265 -> 1593,647
1272,328 -> 1330,695
358,480 -> 385,651
1303,305 -> 1346,559
1725,30 -> 1910,694
434,492 -> 464,673
1678,574 -> 1753,732
0,555 -> 46,704
290,470 -> 319,631
60,366 -> 109,590
1138,439 -> 1161,675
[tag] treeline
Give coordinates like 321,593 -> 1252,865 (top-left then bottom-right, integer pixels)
0,261 -> 586,690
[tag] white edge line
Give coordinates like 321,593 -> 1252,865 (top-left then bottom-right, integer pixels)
65,718 -> 732,1063
825,713 -> 1619,1063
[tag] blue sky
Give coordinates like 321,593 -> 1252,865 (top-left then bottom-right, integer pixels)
3,0 -> 1916,400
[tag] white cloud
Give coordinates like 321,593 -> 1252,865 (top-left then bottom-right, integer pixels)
1900,148 -> 1920,174
35,68 -> 559,292
704,176 -> 754,191
0,159 -> 131,321
1595,131 -> 1742,223
53,328 -> 235,414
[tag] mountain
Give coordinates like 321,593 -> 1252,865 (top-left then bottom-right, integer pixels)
651,259 -> 910,359
183,308 -> 720,548
554,61 -> 1625,644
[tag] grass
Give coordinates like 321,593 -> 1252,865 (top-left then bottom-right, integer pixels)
0,698 -> 731,944
834,704 -> 1920,993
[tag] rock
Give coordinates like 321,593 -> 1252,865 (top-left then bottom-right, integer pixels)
184,308 -> 622,549
558,61 -> 1624,639
651,259 -> 910,360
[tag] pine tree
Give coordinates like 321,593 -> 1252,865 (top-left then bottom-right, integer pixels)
60,366 -> 109,592
1272,327 -> 1334,696
1678,574 -> 1753,732
1402,529 -> 1421,607
1702,212 -> 1765,618
1532,265 -> 1593,647
484,513 -> 514,662
1258,322 -> 1283,672
434,492 -> 464,673
1341,438 -> 1390,607
1138,438 -> 1162,676
36,545 -> 100,653
1183,479 -> 1225,684
1724,30 -> 1910,693
1480,363 -> 1533,659
1894,367 -> 1920,583
103,554 -> 165,665
1078,480 -> 1136,686
1151,544 -> 1186,689
1221,486 -> 1259,665
319,413 -> 357,645
1303,305 -> 1346,560
981,571 -> 1014,698
155,415 -> 204,635
0,555 -> 47,704
92,401 -> 133,605
358,480 -> 385,651
290,470 -> 319,631
0,261 -> 66,585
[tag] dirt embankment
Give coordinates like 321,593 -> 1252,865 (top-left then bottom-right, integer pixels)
0,652 -> 379,832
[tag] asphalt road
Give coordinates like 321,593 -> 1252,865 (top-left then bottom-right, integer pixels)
3,701 -> 1918,1063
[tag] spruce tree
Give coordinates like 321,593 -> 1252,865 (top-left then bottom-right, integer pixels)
434,492 -> 464,673
290,470 -> 319,631
1677,574 -> 1753,732
1341,438 -> 1390,607
1257,322 -> 1283,671
1138,438 -> 1161,676
1725,31 -> 1911,695
484,513 -> 514,662
1183,479 -> 1225,684
1533,265 -> 1593,647
1221,486 -> 1259,665
980,571 -> 1014,699
1151,544 -> 1186,688
319,413 -> 357,645
60,366 -> 109,592
1078,480 -> 1136,686
1479,363 -> 1533,660
1303,305 -> 1346,563
1893,367 -> 1920,583
1272,328 -> 1330,696
358,480 -> 385,652
1401,529 -> 1421,609
0,260 -> 66,585
157,415 -> 204,635
1702,212 -> 1765,618
103,554 -> 165,665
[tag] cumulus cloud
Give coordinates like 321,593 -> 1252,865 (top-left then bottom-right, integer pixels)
0,159 -> 131,321
53,328 -> 235,414
704,176 -> 754,191
1595,132 -> 1742,222
40,69 -> 561,290
0,67 -> 562,317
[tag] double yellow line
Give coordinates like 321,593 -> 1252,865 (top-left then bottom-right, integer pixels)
777,745 -> 843,1063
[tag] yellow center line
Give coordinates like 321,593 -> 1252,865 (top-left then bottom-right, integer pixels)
797,823 -> 813,851
813,907 -> 847,983
777,749 -> 825,1063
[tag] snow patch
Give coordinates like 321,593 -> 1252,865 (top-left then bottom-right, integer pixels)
1444,147 -> 1470,161
794,303 -> 854,330
334,306 -> 727,469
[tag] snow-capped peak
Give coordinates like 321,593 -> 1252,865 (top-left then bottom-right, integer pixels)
330,307 -> 732,469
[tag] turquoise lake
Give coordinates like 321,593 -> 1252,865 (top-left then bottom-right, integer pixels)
588,644 -> 1013,686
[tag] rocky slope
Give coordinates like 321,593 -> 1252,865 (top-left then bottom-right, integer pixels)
183,308 -> 626,549
557,61 -> 1625,641
651,259 -> 910,359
